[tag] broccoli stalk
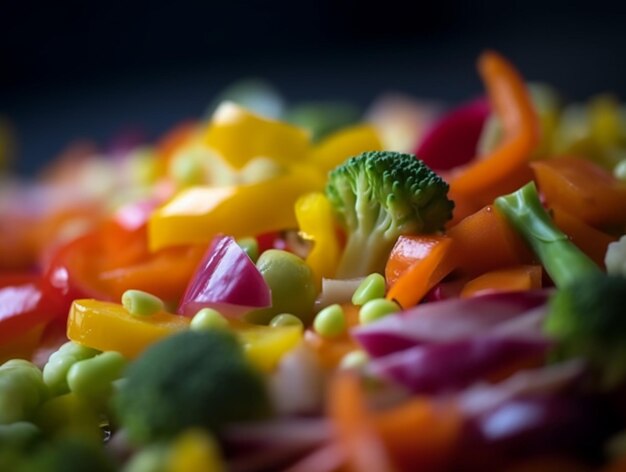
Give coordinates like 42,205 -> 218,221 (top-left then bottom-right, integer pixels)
494,181 -> 602,287
325,151 -> 454,278
495,181 -> 626,389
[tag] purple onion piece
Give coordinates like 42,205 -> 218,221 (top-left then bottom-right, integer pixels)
177,234 -> 271,318
367,336 -> 551,394
352,290 -> 550,357
415,98 -> 490,171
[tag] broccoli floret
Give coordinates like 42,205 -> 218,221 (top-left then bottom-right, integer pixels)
113,330 -> 270,443
496,182 -> 626,389
545,273 -> 626,389
325,151 -> 454,278
494,181 -> 602,288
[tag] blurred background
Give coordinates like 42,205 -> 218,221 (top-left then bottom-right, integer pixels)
2,0 -> 625,175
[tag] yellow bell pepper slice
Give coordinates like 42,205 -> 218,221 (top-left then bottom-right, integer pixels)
166,429 -> 225,472
67,299 -> 190,359
309,124 -> 382,173
205,102 -> 310,169
295,192 -> 341,289
235,322 -> 303,372
149,165 -> 325,251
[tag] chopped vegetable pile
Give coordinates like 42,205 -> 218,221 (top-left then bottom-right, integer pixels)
2,50 -> 626,471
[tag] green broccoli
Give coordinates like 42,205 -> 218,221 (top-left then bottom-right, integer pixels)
113,330 -> 270,443
325,151 -> 454,278
495,181 -> 626,389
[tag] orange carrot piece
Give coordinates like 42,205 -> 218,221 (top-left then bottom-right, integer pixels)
447,205 -> 533,277
551,205 -> 617,269
373,397 -> 462,472
385,236 -> 454,309
448,51 -> 539,204
460,265 -> 542,298
531,156 -> 626,229
328,373 -> 397,472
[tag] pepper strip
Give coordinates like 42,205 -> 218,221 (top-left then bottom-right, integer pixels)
448,51 -> 539,203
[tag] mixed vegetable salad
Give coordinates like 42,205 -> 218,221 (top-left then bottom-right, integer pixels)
2,50 -> 626,472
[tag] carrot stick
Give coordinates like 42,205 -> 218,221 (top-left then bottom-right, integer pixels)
385,236 -> 454,309
460,265 -> 542,298
448,51 -> 539,204
328,373 -> 396,472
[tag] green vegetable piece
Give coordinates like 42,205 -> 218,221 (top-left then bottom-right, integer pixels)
18,437 -> 116,472
170,151 -> 205,187
0,360 -> 48,424
339,350 -> 369,370
494,182 -> 601,288
43,342 -> 100,396
114,330 -> 270,442
246,250 -> 317,325
0,421 -> 40,446
236,237 -> 260,262
352,273 -> 386,306
67,351 -> 127,400
545,273 -> 626,389
269,313 -> 304,329
190,308 -> 230,331
122,289 -> 165,317
359,298 -> 399,325
326,151 -> 454,278
34,393 -> 103,443
285,102 -> 361,141
313,304 -> 346,338
122,444 -> 169,472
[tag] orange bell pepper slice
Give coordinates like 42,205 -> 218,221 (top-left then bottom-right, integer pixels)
531,156 -> 626,230
373,397 -> 462,472
447,204 -> 534,277
460,265 -> 542,298
328,373 -> 397,472
448,51 -> 540,204
385,235 -> 454,309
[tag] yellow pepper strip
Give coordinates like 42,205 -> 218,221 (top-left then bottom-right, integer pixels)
166,429 -> 225,472
67,299 -> 190,359
309,124 -> 382,173
233,321 -> 303,372
295,192 -> 341,289
149,165 -> 325,251
204,102 -> 310,169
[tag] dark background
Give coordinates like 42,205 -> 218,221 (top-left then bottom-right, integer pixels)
2,0 -> 625,174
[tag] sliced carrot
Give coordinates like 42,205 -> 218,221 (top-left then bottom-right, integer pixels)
551,205 -> 617,269
447,205 -> 534,277
385,236 -> 454,309
374,397 -> 462,472
328,373 -> 396,472
531,156 -> 626,229
448,51 -> 539,205
460,265 -> 542,298
385,235 -> 448,286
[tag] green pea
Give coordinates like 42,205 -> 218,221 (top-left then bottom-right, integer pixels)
269,313 -> 304,329
122,290 -> 165,317
0,421 -> 41,445
43,342 -> 100,396
352,273 -> 386,306
359,298 -> 400,325
34,393 -> 102,443
246,250 -> 317,325
313,304 -> 346,338
0,360 -> 47,424
67,352 -> 127,400
236,237 -> 259,262
190,308 -> 230,332
339,350 -> 369,370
